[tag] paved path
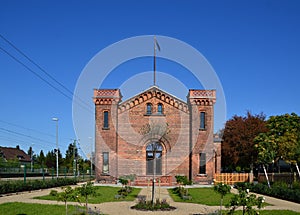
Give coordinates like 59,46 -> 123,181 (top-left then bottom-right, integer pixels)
0,185 -> 299,215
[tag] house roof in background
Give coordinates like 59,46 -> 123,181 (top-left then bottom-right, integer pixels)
0,146 -> 31,162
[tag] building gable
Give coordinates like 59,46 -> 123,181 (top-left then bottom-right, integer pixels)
118,86 -> 189,114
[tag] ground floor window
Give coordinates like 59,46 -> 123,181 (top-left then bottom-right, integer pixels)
146,142 -> 162,175
199,153 -> 206,174
103,152 -> 109,173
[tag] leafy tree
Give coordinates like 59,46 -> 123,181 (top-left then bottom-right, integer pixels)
27,146 -> 34,158
222,112 -> 267,171
227,188 -> 264,215
56,186 -> 78,215
214,183 -> 231,214
255,113 -> 300,177
254,134 -> 277,188
36,150 -> 45,166
75,182 -> 96,214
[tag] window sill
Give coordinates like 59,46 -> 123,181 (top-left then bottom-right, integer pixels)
197,174 -> 207,177
144,113 -> 165,116
199,128 -> 206,131
102,127 -> 110,130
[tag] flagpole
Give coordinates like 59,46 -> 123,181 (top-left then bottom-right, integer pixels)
153,36 -> 156,86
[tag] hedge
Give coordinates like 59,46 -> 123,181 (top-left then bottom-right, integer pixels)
0,178 -> 78,195
235,181 -> 300,204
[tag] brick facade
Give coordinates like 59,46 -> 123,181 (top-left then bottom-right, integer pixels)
94,86 -> 221,184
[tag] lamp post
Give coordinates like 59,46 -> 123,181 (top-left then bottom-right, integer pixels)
30,143 -> 34,172
88,137 -> 93,177
52,117 -> 59,179
151,142 -> 159,206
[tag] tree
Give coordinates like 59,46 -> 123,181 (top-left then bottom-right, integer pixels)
76,182 -> 96,214
214,183 -> 231,214
27,146 -> 34,158
56,186 -> 78,215
45,150 -> 56,168
254,133 -> 277,188
222,112 -> 267,172
227,188 -> 264,215
36,150 -> 45,166
255,113 -> 300,178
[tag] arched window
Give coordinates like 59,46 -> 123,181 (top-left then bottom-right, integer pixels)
157,103 -> 163,114
146,142 -> 162,175
146,103 -> 152,115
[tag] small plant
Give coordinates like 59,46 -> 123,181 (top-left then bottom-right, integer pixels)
226,188 -> 264,215
172,186 -> 192,200
49,189 -> 58,196
131,197 -> 176,211
56,186 -> 78,215
175,175 -> 192,185
214,183 -> 231,214
75,182 -> 96,215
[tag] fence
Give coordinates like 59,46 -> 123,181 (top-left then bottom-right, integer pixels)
258,173 -> 300,184
214,173 -> 252,185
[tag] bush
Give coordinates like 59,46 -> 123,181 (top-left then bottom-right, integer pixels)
50,190 -> 58,196
172,186 -> 192,200
251,182 -> 300,203
175,175 -> 192,185
117,185 -> 132,197
131,198 -> 176,211
0,178 -> 78,195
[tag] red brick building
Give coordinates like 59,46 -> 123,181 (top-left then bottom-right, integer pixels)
94,86 -> 221,185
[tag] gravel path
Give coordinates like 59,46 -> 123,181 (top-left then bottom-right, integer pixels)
0,185 -> 299,215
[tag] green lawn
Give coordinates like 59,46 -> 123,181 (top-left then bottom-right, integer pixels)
168,187 -> 234,206
36,186 -> 141,203
0,202 -> 298,215
0,202 -> 87,215
225,210 -> 300,215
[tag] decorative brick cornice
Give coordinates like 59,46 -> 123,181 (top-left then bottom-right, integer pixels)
118,86 -> 189,114
188,89 -> 216,106
93,89 -> 122,105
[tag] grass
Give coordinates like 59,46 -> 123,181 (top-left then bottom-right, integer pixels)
0,202 -> 87,215
169,187 -> 271,208
225,210 -> 300,215
36,186 -> 141,203
169,187 -> 234,206
0,202 -> 298,215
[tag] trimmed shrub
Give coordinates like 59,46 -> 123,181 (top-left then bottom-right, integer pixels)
0,178 -> 78,195
175,175 -> 192,185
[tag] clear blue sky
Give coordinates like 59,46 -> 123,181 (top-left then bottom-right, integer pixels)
0,0 -> 299,157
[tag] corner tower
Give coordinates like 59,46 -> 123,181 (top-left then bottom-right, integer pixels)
93,89 -> 122,181
188,89 -> 216,183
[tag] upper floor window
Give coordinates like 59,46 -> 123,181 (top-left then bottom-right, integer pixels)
200,112 -> 206,130
103,111 -> 109,128
146,103 -> 152,115
157,103 -> 163,114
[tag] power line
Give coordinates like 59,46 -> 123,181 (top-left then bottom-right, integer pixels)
0,127 -> 54,145
0,46 -> 75,102
0,119 -> 55,138
0,34 -> 94,113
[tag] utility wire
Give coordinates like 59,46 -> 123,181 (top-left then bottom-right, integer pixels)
0,119 -> 55,138
0,127 -> 54,145
0,34 -> 93,113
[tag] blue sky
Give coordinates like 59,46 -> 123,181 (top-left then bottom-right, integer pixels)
0,0 -> 299,157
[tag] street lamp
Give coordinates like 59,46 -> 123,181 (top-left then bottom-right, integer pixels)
30,143 -> 34,172
88,137 -> 93,177
52,117 -> 59,179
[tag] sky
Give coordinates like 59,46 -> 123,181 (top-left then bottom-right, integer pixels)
0,0 -> 299,158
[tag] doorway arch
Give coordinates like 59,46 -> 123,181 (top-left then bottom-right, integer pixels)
146,142 -> 163,175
